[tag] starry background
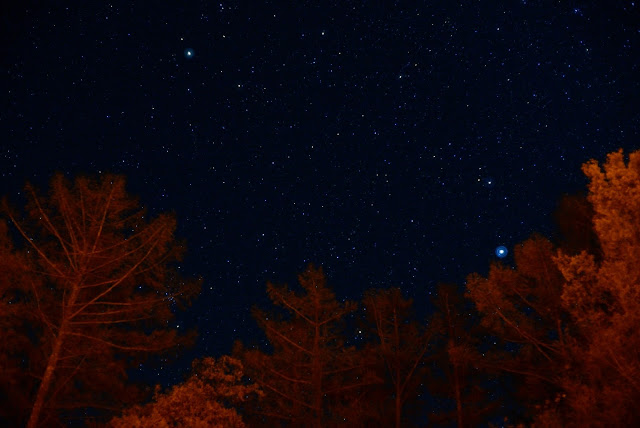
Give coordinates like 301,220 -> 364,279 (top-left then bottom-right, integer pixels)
2,1 -> 639,386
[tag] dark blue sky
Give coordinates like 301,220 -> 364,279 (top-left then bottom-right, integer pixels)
2,1 -> 639,384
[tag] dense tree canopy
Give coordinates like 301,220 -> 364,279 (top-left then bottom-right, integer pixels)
552,149 -> 640,426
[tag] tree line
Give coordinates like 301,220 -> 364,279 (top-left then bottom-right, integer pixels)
1,148 -> 640,427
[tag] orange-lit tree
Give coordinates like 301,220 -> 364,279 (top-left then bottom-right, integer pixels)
553,149 -> 640,426
360,287 -> 435,428
107,356 -> 261,427
1,174 -> 200,428
235,265 -> 374,427
465,235 -> 573,422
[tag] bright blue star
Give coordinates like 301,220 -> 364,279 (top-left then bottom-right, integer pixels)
495,246 -> 508,258
184,48 -> 194,59
483,177 -> 495,189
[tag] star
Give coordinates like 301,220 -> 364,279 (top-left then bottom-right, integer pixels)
495,246 -> 508,258
483,177 -> 495,189
184,48 -> 194,59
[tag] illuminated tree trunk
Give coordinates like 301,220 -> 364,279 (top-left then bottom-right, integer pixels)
27,328 -> 63,428
27,284 -> 78,428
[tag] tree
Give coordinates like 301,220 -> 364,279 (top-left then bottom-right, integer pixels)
428,283 -> 499,428
552,192 -> 601,258
465,235 -> 573,422
235,264 -> 374,427
360,287 -> 435,428
107,356 -> 261,428
553,149 -> 640,426
0,219 -> 39,425
1,173 -> 200,427
465,149 -> 640,426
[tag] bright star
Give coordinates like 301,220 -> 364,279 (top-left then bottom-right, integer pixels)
483,177 -> 495,189
495,246 -> 508,258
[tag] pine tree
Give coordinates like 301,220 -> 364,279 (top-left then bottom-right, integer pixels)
360,287 -> 435,428
235,264 -> 373,427
465,235 -> 573,421
1,173 -> 200,427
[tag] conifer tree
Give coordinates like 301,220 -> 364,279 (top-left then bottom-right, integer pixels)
465,235 -> 573,421
361,287 -> 435,428
428,283 -> 499,428
235,265 -> 373,427
1,174 -> 200,428
0,219 -> 38,425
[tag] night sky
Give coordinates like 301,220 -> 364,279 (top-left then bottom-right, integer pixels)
2,1 -> 639,386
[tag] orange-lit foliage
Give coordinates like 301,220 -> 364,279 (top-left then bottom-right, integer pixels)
107,356 -> 260,428
235,264 -> 373,428
361,287 -> 435,428
553,149 -> 640,426
466,235 -> 572,415
1,174 -> 200,428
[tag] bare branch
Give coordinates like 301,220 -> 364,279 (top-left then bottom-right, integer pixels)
264,322 -> 312,356
4,208 -> 66,278
70,315 -> 153,325
271,289 -> 313,325
90,181 -> 116,256
28,185 -> 77,271
67,332 -> 169,352
68,226 -> 165,320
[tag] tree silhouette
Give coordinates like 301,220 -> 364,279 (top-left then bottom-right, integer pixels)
553,149 -> 640,426
553,192 -> 601,259
0,219 -> 39,425
235,264 -> 375,427
428,283 -> 499,428
360,287 -> 435,428
1,174 -> 200,428
107,356 -> 261,427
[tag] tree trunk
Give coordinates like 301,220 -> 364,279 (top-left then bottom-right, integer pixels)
312,315 -> 322,428
26,326 -> 66,428
394,308 -> 402,428
395,387 -> 402,428
28,284 -> 78,428
453,360 -> 464,428
446,294 -> 464,428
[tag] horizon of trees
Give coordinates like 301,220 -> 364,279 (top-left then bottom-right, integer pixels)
2,148 -> 640,427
